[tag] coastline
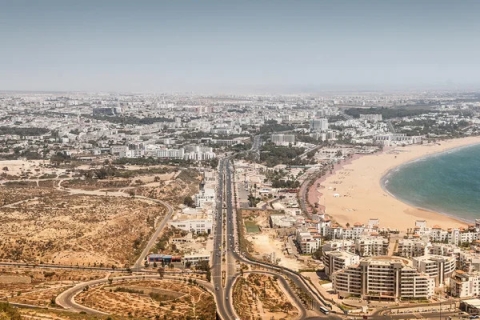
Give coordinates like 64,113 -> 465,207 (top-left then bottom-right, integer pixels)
314,136 -> 480,232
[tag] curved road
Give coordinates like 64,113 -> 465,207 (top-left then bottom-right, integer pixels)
56,274 -> 214,315
223,159 -> 334,318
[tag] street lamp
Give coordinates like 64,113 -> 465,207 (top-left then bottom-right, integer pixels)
439,300 -> 442,320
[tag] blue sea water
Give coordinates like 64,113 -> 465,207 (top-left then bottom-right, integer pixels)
383,143 -> 480,223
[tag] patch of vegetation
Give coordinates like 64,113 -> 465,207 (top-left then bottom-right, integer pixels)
259,120 -> 295,134
0,302 -> 21,320
345,107 -> 433,119
260,142 -> 305,167
0,127 -> 49,136
114,287 -> 144,294
85,114 -> 174,124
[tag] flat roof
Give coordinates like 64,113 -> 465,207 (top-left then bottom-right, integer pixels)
462,299 -> 480,308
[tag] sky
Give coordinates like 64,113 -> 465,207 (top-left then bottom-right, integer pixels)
0,0 -> 479,93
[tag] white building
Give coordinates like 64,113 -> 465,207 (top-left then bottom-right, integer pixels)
323,250 -> 360,278
374,133 -> 422,146
397,238 -> 430,258
451,271 -> 480,298
332,256 -> 435,301
360,114 -> 383,122
310,118 -> 328,132
271,133 -> 295,146
183,253 -> 210,266
412,255 -> 456,286
195,187 -> 216,207
296,229 -> 321,254
157,148 -> 185,159
322,240 -> 356,254
355,236 -> 389,257
169,219 -> 213,234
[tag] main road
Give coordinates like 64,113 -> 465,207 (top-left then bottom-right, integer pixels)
221,159 -> 340,319
212,158 -> 236,319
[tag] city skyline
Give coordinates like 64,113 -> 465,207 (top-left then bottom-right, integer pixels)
1,0 -> 480,93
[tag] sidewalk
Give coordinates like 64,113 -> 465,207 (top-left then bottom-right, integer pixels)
302,271 -> 344,314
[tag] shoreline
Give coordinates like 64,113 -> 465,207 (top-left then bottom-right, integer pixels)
312,136 -> 480,232
379,140 -> 480,225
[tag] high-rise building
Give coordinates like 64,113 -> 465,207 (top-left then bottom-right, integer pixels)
332,256 -> 435,301
271,133 -> 295,146
310,118 -> 328,132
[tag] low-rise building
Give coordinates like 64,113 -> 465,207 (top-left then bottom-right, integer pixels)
269,214 -> 296,228
169,219 -> 212,234
183,253 -> 210,266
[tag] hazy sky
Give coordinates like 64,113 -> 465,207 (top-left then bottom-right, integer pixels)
1,0 -> 479,93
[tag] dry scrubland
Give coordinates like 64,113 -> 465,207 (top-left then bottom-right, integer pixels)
0,163 -> 204,318
136,169 -> 202,204
76,279 -> 215,319
0,190 -> 166,266
19,308 -> 130,320
240,209 -> 309,271
233,273 -> 299,320
0,166 -> 201,267
0,267 -> 107,306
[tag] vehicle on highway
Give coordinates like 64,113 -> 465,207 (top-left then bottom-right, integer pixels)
319,306 -> 330,314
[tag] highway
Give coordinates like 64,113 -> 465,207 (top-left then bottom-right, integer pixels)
220,158 -> 338,319
211,159 -> 227,319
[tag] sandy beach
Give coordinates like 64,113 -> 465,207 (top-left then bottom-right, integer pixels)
314,137 -> 480,232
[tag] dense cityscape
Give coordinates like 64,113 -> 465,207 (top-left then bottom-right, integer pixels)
2,0 -> 480,319
0,91 -> 480,319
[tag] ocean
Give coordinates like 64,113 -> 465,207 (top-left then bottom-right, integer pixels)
383,143 -> 480,223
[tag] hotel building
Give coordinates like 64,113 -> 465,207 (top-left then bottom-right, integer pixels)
332,256 -> 435,301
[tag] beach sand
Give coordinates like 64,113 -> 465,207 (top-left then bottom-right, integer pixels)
313,137 -> 480,232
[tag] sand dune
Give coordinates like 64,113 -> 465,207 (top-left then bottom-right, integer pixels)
319,137 -> 480,232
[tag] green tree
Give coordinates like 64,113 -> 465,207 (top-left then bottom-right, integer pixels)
183,196 -> 195,207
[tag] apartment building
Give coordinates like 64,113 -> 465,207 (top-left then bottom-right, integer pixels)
451,271 -> 480,298
296,230 -> 321,254
412,255 -> 456,286
360,114 -> 383,122
332,256 -> 435,301
397,238 -> 429,258
322,239 -> 356,255
323,250 -> 360,278
194,187 -> 216,207
458,251 -> 480,272
355,236 -> 389,257
430,243 -> 461,257
271,133 -> 295,146
310,118 -> 328,132
156,148 -> 185,159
